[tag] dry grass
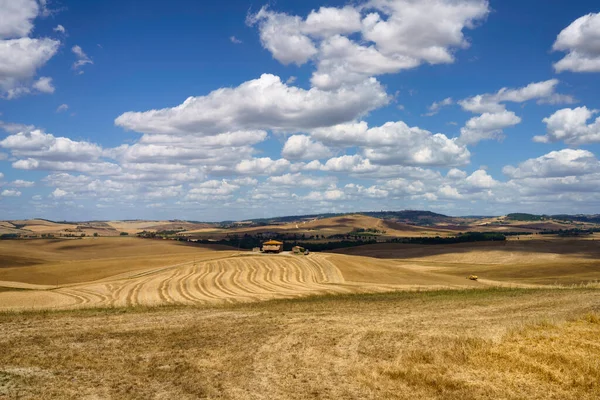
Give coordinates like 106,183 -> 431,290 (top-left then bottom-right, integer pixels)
0,288 -> 599,399
0,238 -> 236,286
332,240 -> 600,285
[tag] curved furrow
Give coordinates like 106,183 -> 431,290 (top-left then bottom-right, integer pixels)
157,269 -> 179,304
192,263 -> 221,301
212,260 -> 246,299
198,263 -> 227,300
175,264 -> 203,303
240,259 -> 278,296
73,287 -> 109,305
233,261 -> 269,296
125,273 -> 162,307
55,289 -> 91,307
252,259 -> 294,295
232,261 -> 266,301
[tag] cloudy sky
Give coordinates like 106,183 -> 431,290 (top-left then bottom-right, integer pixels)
1,0 -> 600,221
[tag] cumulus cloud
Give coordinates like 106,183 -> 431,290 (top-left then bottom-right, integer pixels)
424,97 -> 453,116
32,76 -> 54,93
1,189 -> 22,197
459,110 -> 521,145
49,188 -> 69,198
459,79 -> 575,114
235,157 -> 291,175
553,13 -> 600,73
312,120 -> 469,167
0,129 -> 121,175
115,74 -> 388,135
304,188 -> 346,201
10,179 -> 34,187
0,0 -> 39,39
249,0 -> 490,88
503,149 -> 600,179
267,173 -> 335,188
53,25 -> 66,34
0,1 -> 60,98
281,135 -> 332,160
72,45 -> 93,72
447,168 -> 467,180
0,129 -> 103,162
0,38 -> 60,98
56,104 -> 69,113
465,169 -> 497,189
534,107 -> 600,145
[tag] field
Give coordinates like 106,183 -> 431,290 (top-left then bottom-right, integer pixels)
1,289 -> 599,399
1,237 -> 599,399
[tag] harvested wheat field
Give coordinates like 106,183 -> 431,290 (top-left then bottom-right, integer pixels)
332,240 -> 600,285
0,242 -> 484,311
0,289 -> 599,399
1,238 -> 599,311
1,238 -> 600,399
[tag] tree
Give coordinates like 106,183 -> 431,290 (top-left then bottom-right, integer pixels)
93,232 -> 99,237
120,232 -> 129,236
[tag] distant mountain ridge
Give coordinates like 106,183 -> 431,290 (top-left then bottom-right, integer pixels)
6,210 -> 600,226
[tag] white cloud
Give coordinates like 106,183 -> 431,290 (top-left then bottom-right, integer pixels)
235,157 -> 290,175
10,179 -> 34,187
313,121 -> 469,167
0,1 -> 59,98
534,106 -> 600,145
247,8 -> 319,65
249,0 -> 489,88
53,25 -> 66,34
447,168 -> 467,180
115,74 -> 388,135
186,180 -> 241,201
230,36 -> 242,44
459,79 -> 575,114
32,76 -> 54,93
424,97 -> 453,116
281,135 -> 332,160
363,122 -> 470,166
304,6 -> 362,37
503,149 -> 600,179
56,104 -> 69,113
465,169 -> 497,188
0,0 -> 39,39
72,45 -> 93,72
305,188 -> 346,201
553,13 -> 600,73
50,188 -> 68,198
459,110 -> 521,145
1,189 -> 21,197
0,38 -> 60,98
438,185 -> 462,199
267,173 -> 334,188
0,129 -> 103,162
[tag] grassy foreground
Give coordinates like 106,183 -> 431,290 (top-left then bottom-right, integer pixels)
0,288 -> 599,399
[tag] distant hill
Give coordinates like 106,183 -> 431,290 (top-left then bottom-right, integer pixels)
506,213 -> 546,221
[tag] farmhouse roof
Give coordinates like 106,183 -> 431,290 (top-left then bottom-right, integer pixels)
263,240 -> 283,245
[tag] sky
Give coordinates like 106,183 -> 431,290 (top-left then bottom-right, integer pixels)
1,0 -> 600,221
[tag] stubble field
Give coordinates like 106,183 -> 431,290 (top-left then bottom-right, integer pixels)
0,237 -> 599,399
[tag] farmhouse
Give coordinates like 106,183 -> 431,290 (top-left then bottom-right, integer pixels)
262,240 -> 283,253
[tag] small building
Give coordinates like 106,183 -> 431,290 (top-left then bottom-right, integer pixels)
292,246 -> 305,254
262,240 -> 283,253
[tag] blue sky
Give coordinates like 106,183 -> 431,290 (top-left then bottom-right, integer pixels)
1,0 -> 600,221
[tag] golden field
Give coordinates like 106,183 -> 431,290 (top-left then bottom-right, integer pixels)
0,289 -> 599,399
1,237 -> 600,399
